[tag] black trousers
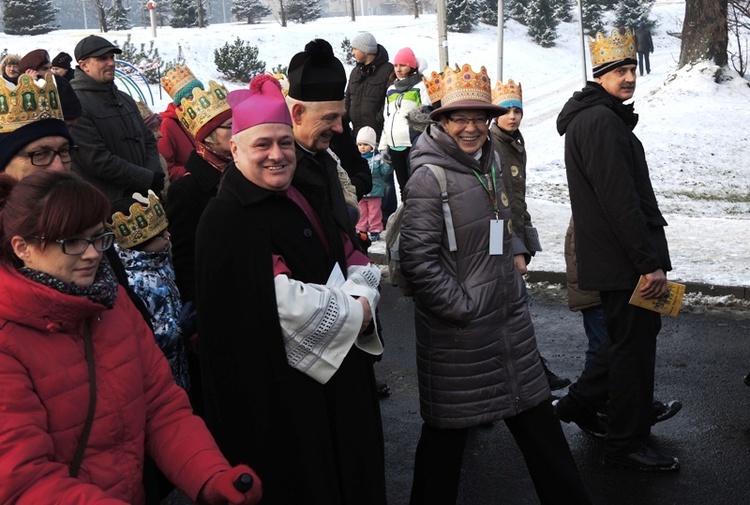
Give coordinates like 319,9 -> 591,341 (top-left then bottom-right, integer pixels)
409,401 -> 591,505
638,51 -> 651,75
568,289 -> 660,456
390,147 -> 412,199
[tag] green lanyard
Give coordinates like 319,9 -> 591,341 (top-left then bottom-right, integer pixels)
470,162 -> 500,219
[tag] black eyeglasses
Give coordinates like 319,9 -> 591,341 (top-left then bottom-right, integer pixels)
19,145 -> 79,167
34,232 -> 116,255
215,124 -> 233,129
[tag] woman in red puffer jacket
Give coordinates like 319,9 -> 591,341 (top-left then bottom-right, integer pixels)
0,171 -> 261,505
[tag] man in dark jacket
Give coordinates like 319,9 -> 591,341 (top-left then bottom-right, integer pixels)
70,35 -> 164,202
635,22 -> 654,76
345,32 -> 395,139
555,28 -> 679,472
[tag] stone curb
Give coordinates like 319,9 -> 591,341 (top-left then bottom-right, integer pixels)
369,251 -> 750,301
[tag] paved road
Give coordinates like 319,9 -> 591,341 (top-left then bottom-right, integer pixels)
377,283 -> 750,505
164,283 -> 750,505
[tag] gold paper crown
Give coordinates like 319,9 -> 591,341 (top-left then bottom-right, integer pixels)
176,80 -> 230,139
589,29 -> 636,70
161,65 -> 200,99
136,99 -> 154,121
107,190 -> 169,249
423,71 -> 444,104
492,79 -> 523,108
0,74 -> 64,133
439,64 -> 493,108
423,65 -> 460,104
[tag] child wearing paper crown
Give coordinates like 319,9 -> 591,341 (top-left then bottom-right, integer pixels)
107,191 -> 192,390
355,126 -> 392,242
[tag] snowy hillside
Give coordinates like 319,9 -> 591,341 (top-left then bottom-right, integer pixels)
1,1 -> 748,287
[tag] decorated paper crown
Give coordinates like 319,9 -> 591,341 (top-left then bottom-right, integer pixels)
589,29 -> 637,77
441,64 -> 492,107
492,79 -> 523,109
423,71 -> 443,104
136,99 -> 153,119
0,74 -> 64,133
161,65 -> 203,103
176,80 -> 231,140
107,190 -> 169,249
429,64 -> 506,120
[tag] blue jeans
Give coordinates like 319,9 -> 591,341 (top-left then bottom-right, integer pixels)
581,305 -> 608,367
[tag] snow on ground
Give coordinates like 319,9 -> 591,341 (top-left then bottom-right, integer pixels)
2,1 -> 748,287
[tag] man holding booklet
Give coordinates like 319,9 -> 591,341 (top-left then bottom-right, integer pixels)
554,28 -> 679,472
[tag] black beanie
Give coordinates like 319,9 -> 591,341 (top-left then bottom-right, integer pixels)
287,39 -> 346,102
52,52 -> 73,70
0,119 -> 74,171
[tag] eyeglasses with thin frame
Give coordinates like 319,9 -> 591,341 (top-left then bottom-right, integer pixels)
33,232 -> 115,256
448,116 -> 489,128
215,124 -> 233,129
19,145 -> 79,167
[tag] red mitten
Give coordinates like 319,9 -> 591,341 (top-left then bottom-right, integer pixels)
200,465 -> 263,505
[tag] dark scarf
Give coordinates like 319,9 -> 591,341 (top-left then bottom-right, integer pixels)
196,142 -> 232,173
19,256 -> 119,309
394,73 -> 422,92
3,71 -> 18,85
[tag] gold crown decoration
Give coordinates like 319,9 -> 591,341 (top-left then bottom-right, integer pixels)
589,28 -> 636,70
423,71 -> 443,104
176,80 -> 231,139
439,64 -> 493,108
0,74 -> 64,133
492,79 -> 523,108
161,65 -> 201,99
136,99 -> 154,121
423,64 -> 460,104
107,190 -> 169,249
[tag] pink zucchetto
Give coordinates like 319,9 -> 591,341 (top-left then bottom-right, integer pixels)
227,74 -> 293,135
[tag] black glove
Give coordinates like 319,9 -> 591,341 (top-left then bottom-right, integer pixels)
150,171 -> 165,194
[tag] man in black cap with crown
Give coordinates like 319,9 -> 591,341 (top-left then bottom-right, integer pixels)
70,35 -> 164,202
555,28 -> 678,472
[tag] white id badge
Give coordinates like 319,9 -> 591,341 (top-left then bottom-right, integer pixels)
489,220 -> 504,255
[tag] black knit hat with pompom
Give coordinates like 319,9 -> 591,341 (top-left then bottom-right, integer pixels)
287,39 -> 346,102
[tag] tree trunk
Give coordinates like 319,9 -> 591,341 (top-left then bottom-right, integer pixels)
93,0 -> 108,32
197,0 -> 204,27
350,0 -> 356,21
279,0 -> 287,26
413,0 -> 419,18
679,0 -> 728,68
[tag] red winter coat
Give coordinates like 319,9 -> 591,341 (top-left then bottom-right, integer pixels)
158,103 -> 197,181
0,263 -> 230,504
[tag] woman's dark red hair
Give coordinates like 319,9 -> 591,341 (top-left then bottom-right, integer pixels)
0,171 -> 110,263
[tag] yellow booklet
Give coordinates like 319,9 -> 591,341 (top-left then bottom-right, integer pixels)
628,275 -> 685,317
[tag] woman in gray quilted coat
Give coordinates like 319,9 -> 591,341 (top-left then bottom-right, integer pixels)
399,67 -> 590,505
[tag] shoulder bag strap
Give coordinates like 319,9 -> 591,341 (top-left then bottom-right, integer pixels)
70,318 -> 97,478
424,164 -> 458,252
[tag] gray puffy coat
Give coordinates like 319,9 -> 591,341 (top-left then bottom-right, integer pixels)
400,124 -> 549,429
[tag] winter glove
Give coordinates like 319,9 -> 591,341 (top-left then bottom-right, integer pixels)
380,149 -> 392,166
199,465 -> 263,505
150,171 -> 165,194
